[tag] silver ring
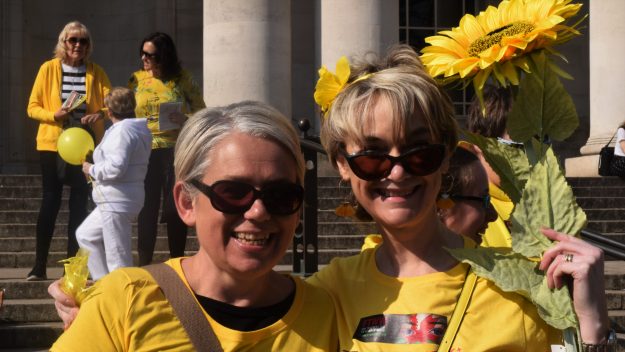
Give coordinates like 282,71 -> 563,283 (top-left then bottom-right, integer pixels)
564,253 -> 574,263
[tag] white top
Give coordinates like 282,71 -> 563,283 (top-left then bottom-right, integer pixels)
89,118 -> 152,212
615,127 -> 625,157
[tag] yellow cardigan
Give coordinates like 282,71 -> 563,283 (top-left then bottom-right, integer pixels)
27,58 -> 111,151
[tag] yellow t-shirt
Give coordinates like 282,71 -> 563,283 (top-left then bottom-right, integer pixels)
51,258 -> 337,351
308,238 -> 562,352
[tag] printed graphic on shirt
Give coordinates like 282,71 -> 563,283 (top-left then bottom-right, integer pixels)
353,313 -> 447,344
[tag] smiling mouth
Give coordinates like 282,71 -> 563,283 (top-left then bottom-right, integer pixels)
377,186 -> 418,200
233,232 -> 270,246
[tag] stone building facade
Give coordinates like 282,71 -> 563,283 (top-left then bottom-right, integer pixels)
0,0 -> 620,176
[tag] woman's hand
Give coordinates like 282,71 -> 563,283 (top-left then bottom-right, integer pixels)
168,111 -> 188,125
48,280 -> 79,330
54,108 -> 70,122
81,112 -> 103,125
539,227 -> 610,344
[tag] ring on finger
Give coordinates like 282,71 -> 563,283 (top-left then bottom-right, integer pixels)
564,253 -> 574,263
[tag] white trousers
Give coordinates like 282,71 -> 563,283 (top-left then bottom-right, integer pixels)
76,207 -> 135,280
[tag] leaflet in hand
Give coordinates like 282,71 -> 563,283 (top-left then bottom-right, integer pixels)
158,101 -> 184,131
62,91 -> 87,112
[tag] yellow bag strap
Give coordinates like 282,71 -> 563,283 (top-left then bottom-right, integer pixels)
438,268 -> 478,352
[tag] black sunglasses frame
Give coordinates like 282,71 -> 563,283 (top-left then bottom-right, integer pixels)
189,179 -> 304,216
341,144 -> 446,181
140,50 -> 158,59
66,37 -> 89,46
450,194 -> 491,209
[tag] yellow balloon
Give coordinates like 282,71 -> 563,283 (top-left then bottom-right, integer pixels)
57,128 -> 95,165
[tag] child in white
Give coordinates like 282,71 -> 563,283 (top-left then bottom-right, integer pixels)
77,87 -> 152,280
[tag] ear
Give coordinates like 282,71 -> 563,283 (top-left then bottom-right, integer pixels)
335,155 -> 352,182
173,181 -> 196,227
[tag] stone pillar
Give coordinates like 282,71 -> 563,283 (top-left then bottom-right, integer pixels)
203,0 -> 291,117
318,0 -> 398,71
565,0 -> 625,176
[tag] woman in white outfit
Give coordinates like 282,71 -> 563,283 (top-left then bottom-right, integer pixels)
77,87 -> 152,280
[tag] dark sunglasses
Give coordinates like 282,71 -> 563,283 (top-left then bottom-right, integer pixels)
66,37 -> 89,46
450,194 -> 491,209
341,144 -> 446,181
140,50 -> 158,59
190,179 -> 304,215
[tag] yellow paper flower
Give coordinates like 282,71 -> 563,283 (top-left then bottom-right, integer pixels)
420,0 -> 583,90
314,56 -> 351,115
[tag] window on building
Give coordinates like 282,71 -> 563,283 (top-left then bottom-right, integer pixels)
400,0 -> 494,127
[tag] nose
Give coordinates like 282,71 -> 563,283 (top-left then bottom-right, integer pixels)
244,198 -> 271,222
386,150 -> 409,181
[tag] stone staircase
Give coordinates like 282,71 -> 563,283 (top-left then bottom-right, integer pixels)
0,174 -> 624,350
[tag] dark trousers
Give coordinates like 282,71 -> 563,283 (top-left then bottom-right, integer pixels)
33,151 -> 89,272
137,148 -> 188,266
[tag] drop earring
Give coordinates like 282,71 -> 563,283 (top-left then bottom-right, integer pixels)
335,180 -> 356,218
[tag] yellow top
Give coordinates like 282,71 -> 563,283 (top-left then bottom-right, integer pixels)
51,258 -> 338,351
27,58 -> 110,151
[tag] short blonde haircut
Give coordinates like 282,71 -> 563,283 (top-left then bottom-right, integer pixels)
321,45 -> 458,167
104,87 -> 136,119
54,21 -> 92,61
175,101 -> 305,198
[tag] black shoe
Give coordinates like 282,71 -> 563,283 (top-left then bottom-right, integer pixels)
26,268 -> 47,281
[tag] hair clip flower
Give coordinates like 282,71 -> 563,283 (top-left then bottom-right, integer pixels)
314,56 -> 350,116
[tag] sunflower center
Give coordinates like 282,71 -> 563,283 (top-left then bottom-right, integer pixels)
468,21 -> 535,57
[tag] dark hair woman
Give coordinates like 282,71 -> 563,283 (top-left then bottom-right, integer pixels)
129,32 -> 206,265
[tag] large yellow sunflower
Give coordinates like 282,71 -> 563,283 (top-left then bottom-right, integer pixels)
420,0 -> 583,91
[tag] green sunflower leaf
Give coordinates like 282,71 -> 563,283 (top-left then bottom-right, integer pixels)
447,246 -> 577,330
507,50 -> 579,143
463,131 -> 530,204
510,147 -> 587,258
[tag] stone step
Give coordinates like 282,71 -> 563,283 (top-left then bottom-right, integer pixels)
576,197 -> 625,209
0,198 -> 62,211
573,187 -> 625,198
0,174 -> 42,187
0,236 -> 200,253
567,177 -> 625,187
587,221 -> 625,235
0,322 -> 63,350
583,209 -> 625,221
0,223 -> 170,237
1,298 -> 59,323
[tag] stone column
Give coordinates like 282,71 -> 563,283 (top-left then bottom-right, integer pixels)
318,0 -> 398,68
203,0 -> 291,117
565,0 -> 625,176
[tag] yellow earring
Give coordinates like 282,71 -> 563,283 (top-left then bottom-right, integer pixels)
436,194 -> 455,209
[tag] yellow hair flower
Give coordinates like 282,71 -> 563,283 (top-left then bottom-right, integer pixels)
420,0 -> 583,90
314,56 -> 351,115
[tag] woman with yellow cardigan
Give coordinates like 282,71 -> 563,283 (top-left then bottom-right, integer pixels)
26,21 -> 110,281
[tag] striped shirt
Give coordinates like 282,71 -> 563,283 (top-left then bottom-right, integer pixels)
61,63 -> 87,126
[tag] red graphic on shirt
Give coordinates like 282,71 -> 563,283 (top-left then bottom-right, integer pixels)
353,313 -> 447,344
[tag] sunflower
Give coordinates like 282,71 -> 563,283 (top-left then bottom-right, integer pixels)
420,0 -> 583,91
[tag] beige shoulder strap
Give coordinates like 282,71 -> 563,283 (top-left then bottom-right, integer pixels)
145,263 -> 224,352
438,269 -> 478,352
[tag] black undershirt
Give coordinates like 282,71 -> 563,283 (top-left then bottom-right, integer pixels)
194,284 -> 296,331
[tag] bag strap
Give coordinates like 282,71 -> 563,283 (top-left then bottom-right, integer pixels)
437,268 -> 478,352
144,263 -> 224,352
604,132 -> 618,147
